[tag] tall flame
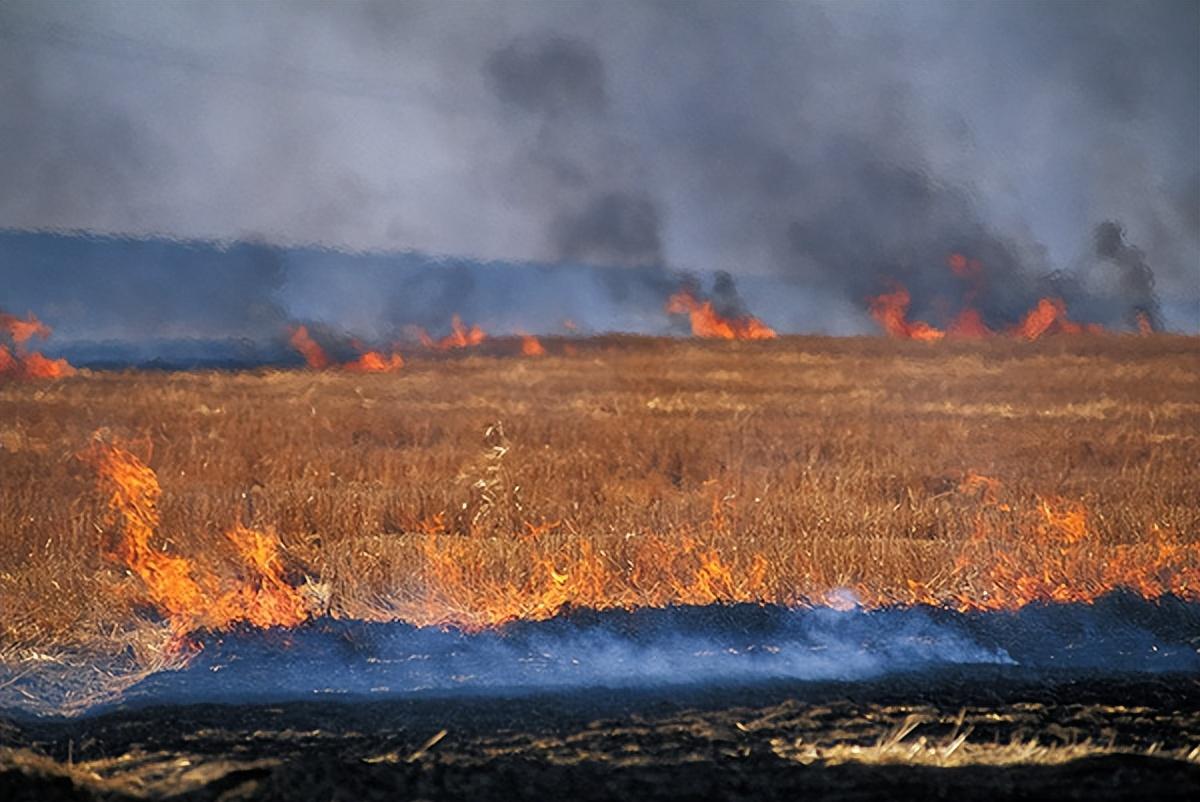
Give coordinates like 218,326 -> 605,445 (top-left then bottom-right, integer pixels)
288,325 -> 331,370
1012,297 -> 1104,340
0,309 -> 75,380
665,290 -> 777,340
867,288 -> 945,341
418,315 -> 488,350
1136,311 -> 1154,336
0,311 -> 52,344
85,442 -> 309,639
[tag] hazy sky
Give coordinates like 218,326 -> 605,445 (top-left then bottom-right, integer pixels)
1,0 -> 1196,327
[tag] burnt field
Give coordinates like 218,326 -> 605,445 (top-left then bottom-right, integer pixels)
2,335 -> 1199,799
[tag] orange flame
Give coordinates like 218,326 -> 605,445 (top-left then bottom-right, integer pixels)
665,290 -> 777,340
392,476 -> 1196,630
1136,311 -> 1154,336
0,311 -> 52,344
867,287 -> 945,341
521,334 -> 546,357
950,482 -> 1198,610
0,309 -> 75,380
1011,297 -> 1104,340
1013,298 -> 1064,341
417,315 -> 488,350
288,325 -> 331,370
82,438 -> 1198,639
946,252 -> 983,282
289,325 -> 403,373
17,352 -> 76,379
406,530 -> 773,630
85,442 -> 309,640
870,279 -> 1107,342
870,252 -> 1113,342
0,344 -> 17,375
343,350 -> 405,373
946,307 -> 992,339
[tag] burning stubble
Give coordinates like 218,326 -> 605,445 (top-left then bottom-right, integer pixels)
0,308 -> 75,380
0,337 -> 1197,714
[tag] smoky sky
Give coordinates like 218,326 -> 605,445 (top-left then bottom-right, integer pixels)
0,0 -> 1196,331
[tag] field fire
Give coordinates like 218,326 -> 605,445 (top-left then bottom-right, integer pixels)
2,1 -> 1199,800
3,336 -> 1199,799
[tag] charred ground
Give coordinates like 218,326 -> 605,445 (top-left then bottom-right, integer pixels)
3,671 -> 1200,801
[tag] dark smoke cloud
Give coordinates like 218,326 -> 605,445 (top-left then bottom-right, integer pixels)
1092,221 -> 1162,330
0,0 -> 1195,334
710,271 -> 749,321
487,35 -> 606,119
552,191 -> 663,268
485,32 -> 667,277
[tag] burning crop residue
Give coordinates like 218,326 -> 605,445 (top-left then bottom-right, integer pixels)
1012,298 -> 1106,340
417,315 -> 488,350
84,441 -> 311,646
288,324 -> 332,370
0,309 -> 75,380
288,324 -> 404,373
666,289 -> 777,341
290,320 -> 551,367
61,437 -> 1198,705
521,333 -> 546,357
868,287 -> 946,342
867,253 -> 1123,342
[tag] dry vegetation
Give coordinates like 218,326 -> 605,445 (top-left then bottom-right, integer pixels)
1,335 -> 1198,679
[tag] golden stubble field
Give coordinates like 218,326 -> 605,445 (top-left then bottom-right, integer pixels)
1,335 -> 1198,674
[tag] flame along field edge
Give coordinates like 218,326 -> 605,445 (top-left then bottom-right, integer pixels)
83,441 -> 1199,656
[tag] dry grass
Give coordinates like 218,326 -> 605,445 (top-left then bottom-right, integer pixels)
0,335 -> 1197,664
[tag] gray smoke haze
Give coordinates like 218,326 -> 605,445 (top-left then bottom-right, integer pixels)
0,0 -> 1196,333
7,596 -> 1199,714
1093,221 -> 1163,330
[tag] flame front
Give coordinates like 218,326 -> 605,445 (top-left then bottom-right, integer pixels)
0,309 -> 75,380
868,288 -> 945,341
390,480 -> 1197,630
868,254 -> 1115,341
85,442 -> 309,641
288,325 -> 404,373
521,334 -> 546,357
343,350 -> 405,373
949,483 -> 1198,609
288,325 -> 331,370
665,290 -> 777,340
418,315 -> 488,350
80,440 -> 1198,643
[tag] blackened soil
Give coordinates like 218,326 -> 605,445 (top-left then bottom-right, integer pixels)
2,670 -> 1199,801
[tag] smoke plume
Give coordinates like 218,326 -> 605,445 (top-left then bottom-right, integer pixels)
0,0 -> 1196,336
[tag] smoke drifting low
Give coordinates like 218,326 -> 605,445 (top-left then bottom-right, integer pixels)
6,596 -> 1197,714
0,1 -> 1196,337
